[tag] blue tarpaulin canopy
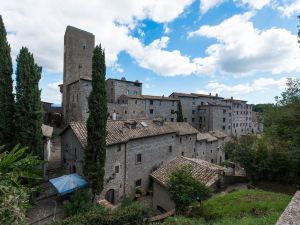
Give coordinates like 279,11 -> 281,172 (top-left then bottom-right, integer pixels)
49,173 -> 88,196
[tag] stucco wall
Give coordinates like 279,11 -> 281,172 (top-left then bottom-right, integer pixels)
153,182 -> 175,212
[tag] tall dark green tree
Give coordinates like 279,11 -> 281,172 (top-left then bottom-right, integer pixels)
176,100 -> 184,122
84,45 -> 107,198
15,47 -> 43,157
0,16 -> 14,146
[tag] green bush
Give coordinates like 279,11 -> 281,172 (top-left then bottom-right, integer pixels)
64,189 -> 92,216
167,165 -> 211,214
52,201 -> 150,225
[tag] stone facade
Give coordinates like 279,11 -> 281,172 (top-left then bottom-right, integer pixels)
62,26 -> 95,124
60,120 -> 199,204
106,78 -> 142,103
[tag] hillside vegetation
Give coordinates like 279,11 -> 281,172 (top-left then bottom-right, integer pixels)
161,189 -> 292,225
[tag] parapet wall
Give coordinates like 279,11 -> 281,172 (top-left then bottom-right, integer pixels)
276,191 -> 300,225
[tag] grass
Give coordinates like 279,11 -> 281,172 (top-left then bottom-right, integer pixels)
160,189 -> 292,225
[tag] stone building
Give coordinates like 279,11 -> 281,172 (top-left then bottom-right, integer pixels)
106,78 -> 142,103
60,119 -> 199,204
61,26 -> 95,124
150,157 -> 226,212
169,92 -> 260,137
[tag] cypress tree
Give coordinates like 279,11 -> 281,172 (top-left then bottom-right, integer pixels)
0,16 -> 14,146
176,100 -> 184,122
84,45 -> 107,198
15,47 -> 43,157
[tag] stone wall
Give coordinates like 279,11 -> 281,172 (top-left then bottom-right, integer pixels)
276,191 -> 300,225
152,182 -> 175,212
63,26 -> 94,123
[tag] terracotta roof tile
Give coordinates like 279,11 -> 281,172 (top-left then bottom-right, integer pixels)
66,120 -> 198,147
197,133 -> 218,142
150,157 -> 225,187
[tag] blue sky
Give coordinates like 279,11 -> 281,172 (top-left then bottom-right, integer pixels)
1,0 -> 300,104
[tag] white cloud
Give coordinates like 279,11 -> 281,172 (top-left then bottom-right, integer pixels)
202,77 -> 288,95
126,36 -> 198,76
189,12 -> 300,75
200,0 -> 271,14
278,0 -> 300,17
0,0 -> 193,73
41,81 -> 62,104
237,0 -> 271,10
200,0 -> 225,14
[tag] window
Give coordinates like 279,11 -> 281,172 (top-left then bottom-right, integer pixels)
223,109 -> 226,114
192,110 -> 195,114
115,165 -> 119,174
170,118 -> 174,122
223,118 -> 226,122
133,110 -> 135,114
172,101 -> 175,106
117,145 -> 121,152
136,154 -> 142,164
150,109 -> 154,114
181,152 -> 184,156
125,110 -> 127,114
169,146 -> 172,153
192,118 -> 195,122
83,44 -> 86,50
180,137 -> 182,143
150,100 -> 154,105
135,179 -> 142,187
211,159 -> 214,163
222,126 -> 225,130
184,118 -> 187,122
135,100 -> 138,104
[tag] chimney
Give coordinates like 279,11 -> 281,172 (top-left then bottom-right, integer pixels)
112,112 -> 117,120
124,120 -> 137,129
153,118 -> 164,126
231,96 -> 233,100
216,93 -> 218,97
121,77 -> 126,81
209,93 -> 211,96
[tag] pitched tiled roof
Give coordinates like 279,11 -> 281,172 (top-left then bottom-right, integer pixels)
65,120 -> 198,147
164,122 -> 199,135
209,130 -> 227,139
123,94 -> 178,101
191,93 -> 224,99
170,92 -> 198,98
150,157 -> 225,187
197,133 -> 218,142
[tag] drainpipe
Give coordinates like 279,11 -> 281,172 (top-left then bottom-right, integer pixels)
123,143 -> 127,196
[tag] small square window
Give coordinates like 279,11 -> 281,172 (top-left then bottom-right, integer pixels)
135,179 -> 142,187
136,153 -> 142,164
169,146 -> 172,153
117,145 -> 121,152
150,100 -> 154,105
181,152 -> 184,156
150,109 -> 154,114
115,165 -> 119,174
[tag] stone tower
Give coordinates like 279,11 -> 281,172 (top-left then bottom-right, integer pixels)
62,26 -> 95,124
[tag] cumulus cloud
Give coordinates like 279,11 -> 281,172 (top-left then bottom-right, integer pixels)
200,0 -> 271,14
278,0 -> 300,17
189,12 -> 300,75
202,77 -> 288,95
200,0 -> 225,14
0,0 -> 193,73
41,81 -> 62,104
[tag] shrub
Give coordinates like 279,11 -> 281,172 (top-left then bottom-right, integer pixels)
64,189 -> 92,216
52,201 -> 150,225
167,165 -> 212,214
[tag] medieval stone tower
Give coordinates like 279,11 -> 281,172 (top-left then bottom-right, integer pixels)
62,26 -> 95,124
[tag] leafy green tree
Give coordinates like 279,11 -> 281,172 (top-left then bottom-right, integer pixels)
65,189 -> 92,216
84,45 -> 107,199
176,100 -> 184,122
14,47 -> 43,158
0,145 -> 43,225
0,16 -> 14,146
167,165 -> 211,214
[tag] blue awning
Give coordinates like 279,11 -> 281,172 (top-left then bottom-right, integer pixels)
49,173 -> 88,196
